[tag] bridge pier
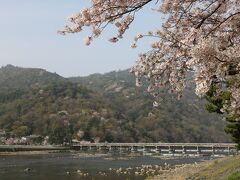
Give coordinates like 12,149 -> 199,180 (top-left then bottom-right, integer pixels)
158,147 -> 162,154
131,146 -> 133,152
119,146 -> 122,153
143,146 -> 146,153
182,146 -> 186,155
168,146 -> 175,155
197,146 -> 201,155
212,146 -> 215,155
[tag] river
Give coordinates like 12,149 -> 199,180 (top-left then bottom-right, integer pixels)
0,152 -> 213,180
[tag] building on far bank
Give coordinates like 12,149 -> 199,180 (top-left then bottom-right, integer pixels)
25,135 -> 43,145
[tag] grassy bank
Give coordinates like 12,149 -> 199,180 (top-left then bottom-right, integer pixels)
227,172 -> 240,180
147,155 -> 240,180
190,155 -> 240,180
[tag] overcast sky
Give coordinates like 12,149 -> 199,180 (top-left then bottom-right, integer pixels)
0,0 -> 162,77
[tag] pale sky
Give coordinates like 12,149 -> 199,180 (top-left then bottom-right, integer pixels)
0,0 -> 162,77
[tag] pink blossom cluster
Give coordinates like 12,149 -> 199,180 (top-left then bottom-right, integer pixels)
59,0 -> 151,45
61,0 -> 240,117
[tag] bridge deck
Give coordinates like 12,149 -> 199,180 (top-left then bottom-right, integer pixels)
71,143 -> 238,155
72,143 -> 237,147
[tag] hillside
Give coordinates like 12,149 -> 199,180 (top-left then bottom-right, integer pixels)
0,65 -> 66,92
0,81 -> 124,143
69,70 -> 231,143
0,65 -> 231,143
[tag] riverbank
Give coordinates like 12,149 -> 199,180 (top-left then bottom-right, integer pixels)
0,145 -> 69,152
147,155 -> 240,180
0,150 -> 70,156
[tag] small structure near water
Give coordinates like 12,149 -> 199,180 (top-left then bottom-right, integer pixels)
71,143 -> 238,156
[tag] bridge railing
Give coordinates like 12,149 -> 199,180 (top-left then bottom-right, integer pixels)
72,143 -> 237,148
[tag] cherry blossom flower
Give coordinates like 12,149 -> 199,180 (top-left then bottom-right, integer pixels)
60,0 -> 240,117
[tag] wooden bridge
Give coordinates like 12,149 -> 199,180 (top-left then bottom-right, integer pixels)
71,143 -> 238,156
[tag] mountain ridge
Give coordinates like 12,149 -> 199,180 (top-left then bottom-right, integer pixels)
0,64 -> 66,92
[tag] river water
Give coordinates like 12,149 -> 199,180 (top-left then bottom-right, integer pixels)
0,152 -> 213,180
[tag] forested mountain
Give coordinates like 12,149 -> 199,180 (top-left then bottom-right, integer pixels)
0,65 -> 231,143
69,70 -> 231,143
0,65 -> 66,92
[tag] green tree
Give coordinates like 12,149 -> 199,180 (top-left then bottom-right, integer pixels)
205,82 -> 240,149
65,124 -> 74,144
12,125 -> 30,137
48,121 -> 66,145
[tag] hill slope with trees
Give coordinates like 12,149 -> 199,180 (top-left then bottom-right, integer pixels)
0,65 -> 231,143
70,70 -> 231,143
0,64 -> 66,92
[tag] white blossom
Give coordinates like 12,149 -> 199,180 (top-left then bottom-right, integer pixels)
60,0 -> 240,118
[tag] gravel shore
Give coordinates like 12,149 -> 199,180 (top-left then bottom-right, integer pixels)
147,155 -> 240,180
